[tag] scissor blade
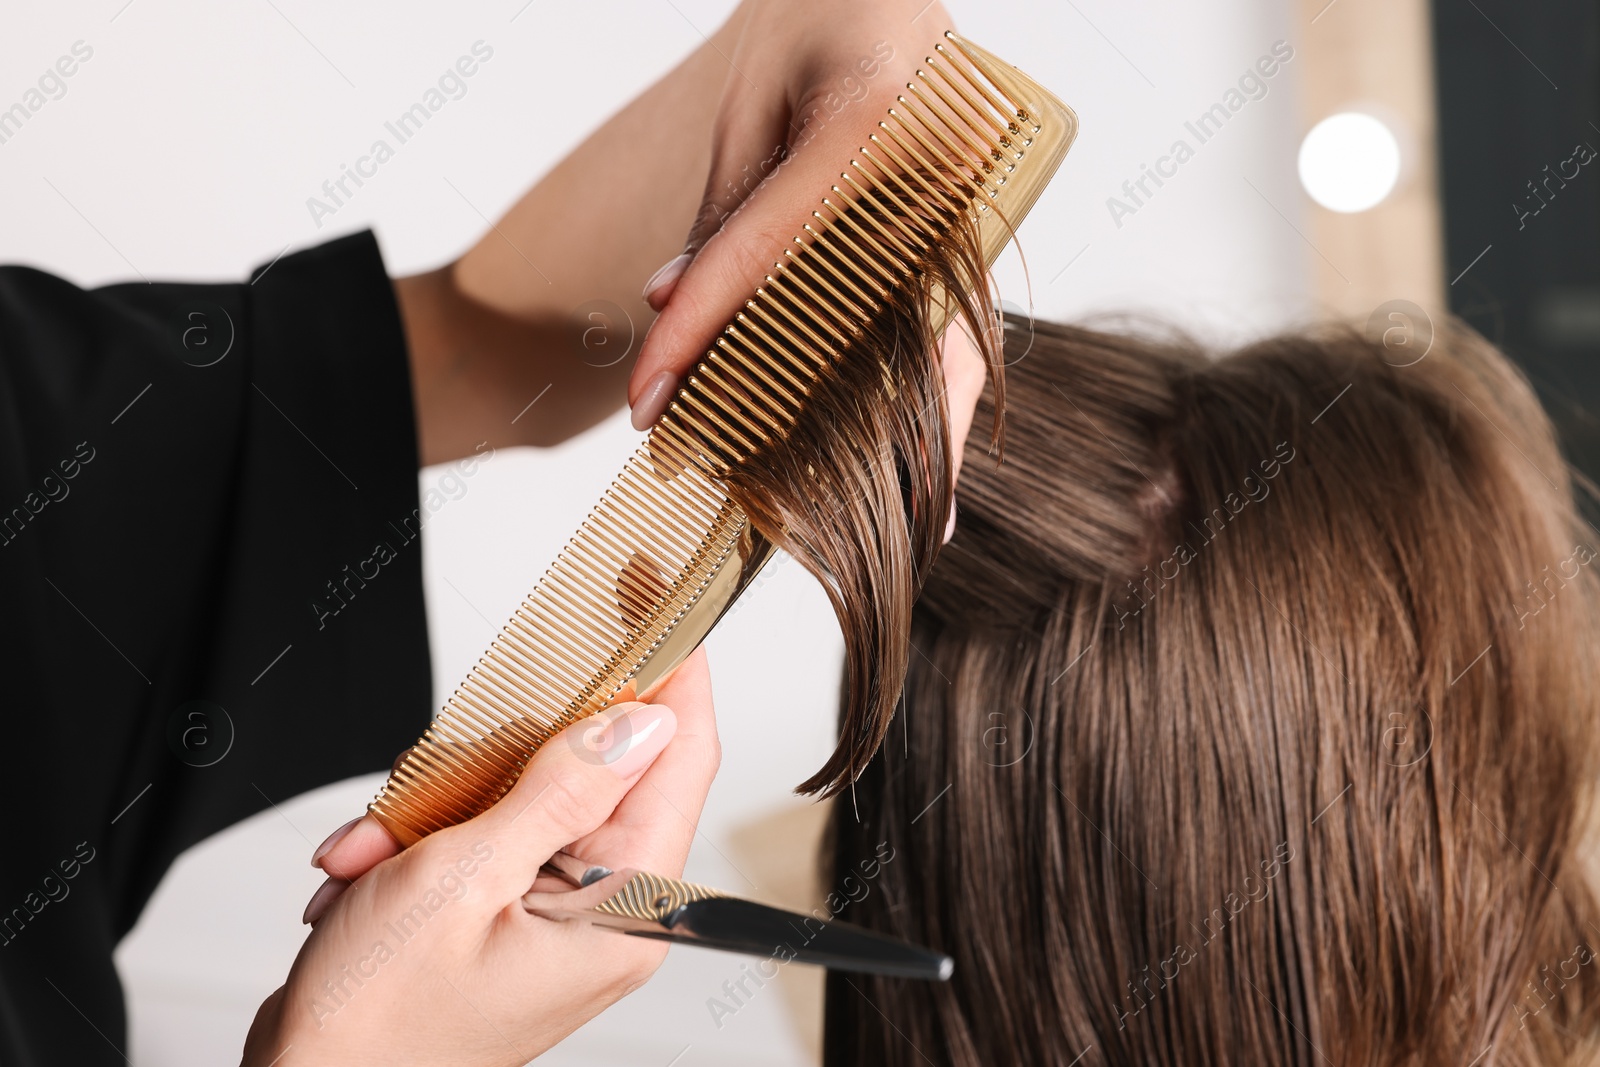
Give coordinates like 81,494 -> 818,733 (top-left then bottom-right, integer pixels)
526,862 -> 952,980
655,896 -> 953,980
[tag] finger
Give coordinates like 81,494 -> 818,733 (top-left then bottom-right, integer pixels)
638,81 -> 792,320
939,315 -> 988,543
941,317 -> 985,485
302,875 -> 349,926
313,814 -> 401,883
526,872 -> 572,895
575,648 -> 720,878
308,744 -> 415,878
626,148 -> 821,420
631,102 -> 792,422
310,722 -> 579,881
520,864 -> 656,917
685,91 -> 795,258
627,27 -> 952,423
463,700 -> 679,890
312,694 -> 686,881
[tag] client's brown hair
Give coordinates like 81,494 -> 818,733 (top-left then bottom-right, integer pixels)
823,316 -> 1600,1065
718,195 -> 1002,797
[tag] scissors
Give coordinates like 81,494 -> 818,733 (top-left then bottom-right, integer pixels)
527,851 -> 953,981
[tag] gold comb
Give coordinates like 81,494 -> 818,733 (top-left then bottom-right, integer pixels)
369,31 -> 1078,846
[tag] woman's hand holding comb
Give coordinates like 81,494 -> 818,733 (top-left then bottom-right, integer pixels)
240,650 -> 720,1067
627,0 -> 966,432
622,0 -> 992,539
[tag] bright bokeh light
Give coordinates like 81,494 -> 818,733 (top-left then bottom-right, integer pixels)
1297,112 -> 1403,213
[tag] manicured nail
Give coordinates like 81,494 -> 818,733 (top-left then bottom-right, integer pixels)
642,253 -> 691,310
630,371 -> 678,431
943,498 -> 958,544
594,703 -> 677,778
311,817 -> 361,868
302,877 -> 349,925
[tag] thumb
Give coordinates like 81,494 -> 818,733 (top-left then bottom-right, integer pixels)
468,701 -> 679,886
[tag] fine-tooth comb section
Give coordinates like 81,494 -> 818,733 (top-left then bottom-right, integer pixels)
370,31 -> 1077,845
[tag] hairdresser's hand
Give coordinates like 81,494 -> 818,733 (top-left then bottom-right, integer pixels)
627,0 -> 961,431
240,651 -> 719,1067
939,315 -> 985,540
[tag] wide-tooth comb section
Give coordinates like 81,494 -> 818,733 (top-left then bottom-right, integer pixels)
374,456 -> 745,839
370,32 -> 1077,845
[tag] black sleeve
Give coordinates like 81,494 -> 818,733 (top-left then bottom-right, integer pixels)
0,230 -> 433,1067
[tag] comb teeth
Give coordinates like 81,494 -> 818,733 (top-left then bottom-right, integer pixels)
374,463 -> 746,839
370,32 -> 1077,845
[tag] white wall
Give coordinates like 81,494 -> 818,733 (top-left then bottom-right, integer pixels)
2,0 -> 1308,1063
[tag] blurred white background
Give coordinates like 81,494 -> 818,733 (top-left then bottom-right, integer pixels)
2,0 -> 1311,1062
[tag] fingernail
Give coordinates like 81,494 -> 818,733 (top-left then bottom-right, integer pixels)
302,877 -> 349,925
630,371 -> 678,431
593,703 -> 677,778
642,253 -> 691,310
943,497 -> 958,544
311,817 -> 361,868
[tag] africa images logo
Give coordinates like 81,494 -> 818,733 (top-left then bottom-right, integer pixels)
305,41 -> 494,228
1105,40 -> 1295,229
